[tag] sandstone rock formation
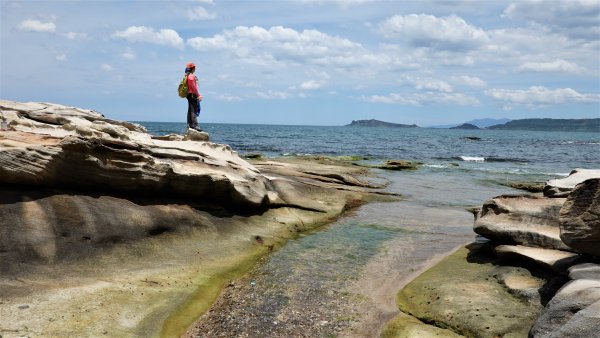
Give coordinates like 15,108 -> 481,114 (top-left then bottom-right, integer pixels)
494,245 -> 581,272
376,159 -> 420,171
0,101 -> 274,211
390,171 -> 600,337
0,100 -> 386,337
530,279 -> 600,338
474,195 -> 570,250
394,245 -> 544,337
544,169 -> 600,197
559,178 -> 600,257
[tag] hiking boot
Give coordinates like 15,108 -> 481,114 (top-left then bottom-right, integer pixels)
192,126 -> 203,132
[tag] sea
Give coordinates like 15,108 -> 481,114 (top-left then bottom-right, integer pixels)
138,122 -> 600,335
138,122 -> 600,180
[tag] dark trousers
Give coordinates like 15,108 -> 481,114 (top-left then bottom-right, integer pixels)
186,94 -> 199,128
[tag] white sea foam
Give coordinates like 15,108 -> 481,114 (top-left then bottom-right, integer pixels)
424,164 -> 448,169
460,156 -> 485,162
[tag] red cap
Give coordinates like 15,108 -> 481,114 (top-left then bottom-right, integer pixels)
186,62 -> 195,68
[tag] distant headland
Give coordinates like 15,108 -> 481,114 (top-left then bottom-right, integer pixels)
346,118 -> 599,132
345,119 -> 419,128
487,118 -> 599,132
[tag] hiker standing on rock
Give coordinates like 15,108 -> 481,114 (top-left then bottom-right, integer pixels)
184,62 -> 202,131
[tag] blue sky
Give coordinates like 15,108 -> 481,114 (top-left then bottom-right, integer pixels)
1,0 -> 599,126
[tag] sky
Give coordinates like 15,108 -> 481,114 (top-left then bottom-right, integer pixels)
1,0 -> 599,126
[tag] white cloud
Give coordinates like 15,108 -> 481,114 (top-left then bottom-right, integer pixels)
112,26 -> 184,49
503,0 -> 600,40
55,54 -> 66,61
295,0 -> 374,7
363,91 -> 479,106
518,59 -> 584,74
486,86 -> 600,107
415,79 -> 453,93
187,6 -> 216,20
379,14 -> 489,51
63,32 -> 88,40
453,75 -> 487,88
18,19 -> 56,33
399,76 -> 453,93
216,94 -> 243,102
101,64 -> 113,72
298,80 -> 324,90
255,90 -> 292,100
121,50 -> 136,60
188,25 -> 367,67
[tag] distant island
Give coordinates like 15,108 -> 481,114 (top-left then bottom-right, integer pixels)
346,119 -> 419,128
487,118 -> 600,132
430,118 -> 511,129
349,118 -> 599,132
450,123 -> 480,130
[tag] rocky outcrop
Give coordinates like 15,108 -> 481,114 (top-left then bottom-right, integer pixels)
0,100 -> 385,337
530,279 -> 600,338
494,245 -> 581,272
474,195 -> 570,250
544,169 -> 600,197
0,100 -> 280,212
395,245 -> 544,337
389,170 -> 600,337
376,160 -> 421,171
559,178 -> 600,257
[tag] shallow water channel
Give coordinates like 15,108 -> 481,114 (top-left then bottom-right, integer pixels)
187,167 -> 523,337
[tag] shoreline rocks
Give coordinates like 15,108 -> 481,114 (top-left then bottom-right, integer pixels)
0,100 -> 387,337
559,178 -> 600,257
386,168 -> 600,337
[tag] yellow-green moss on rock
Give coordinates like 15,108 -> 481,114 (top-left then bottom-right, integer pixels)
382,311 -> 465,338
394,244 -> 543,338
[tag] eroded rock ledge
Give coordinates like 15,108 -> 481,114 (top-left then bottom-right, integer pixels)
385,170 -> 600,337
0,100 -> 388,337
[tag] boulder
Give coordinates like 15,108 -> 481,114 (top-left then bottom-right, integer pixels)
569,263 -> 600,280
494,245 -> 581,272
474,195 -> 570,250
559,178 -> 600,257
377,160 -> 420,171
530,279 -> 600,337
184,128 -> 210,141
544,169 -> 600,197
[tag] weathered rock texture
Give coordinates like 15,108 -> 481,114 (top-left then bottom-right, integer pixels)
559,178 -> 600,257
391,171 -> 600,338
0,100 -> 386,337
395,244 -> 544,338
0,101 -> 272,211
544,169 -> 600,197
530,279 -> 600,338
474,195 -> 570,250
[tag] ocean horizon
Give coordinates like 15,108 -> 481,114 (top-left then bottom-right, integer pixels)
137,121 -> 600,181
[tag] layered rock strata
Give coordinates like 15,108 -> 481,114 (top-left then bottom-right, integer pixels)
386,169 -> 600,337
0,100 -> 386,337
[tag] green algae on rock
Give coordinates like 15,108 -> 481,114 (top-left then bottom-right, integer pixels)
382,311 -> 465,338
393,244 -> 543,337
